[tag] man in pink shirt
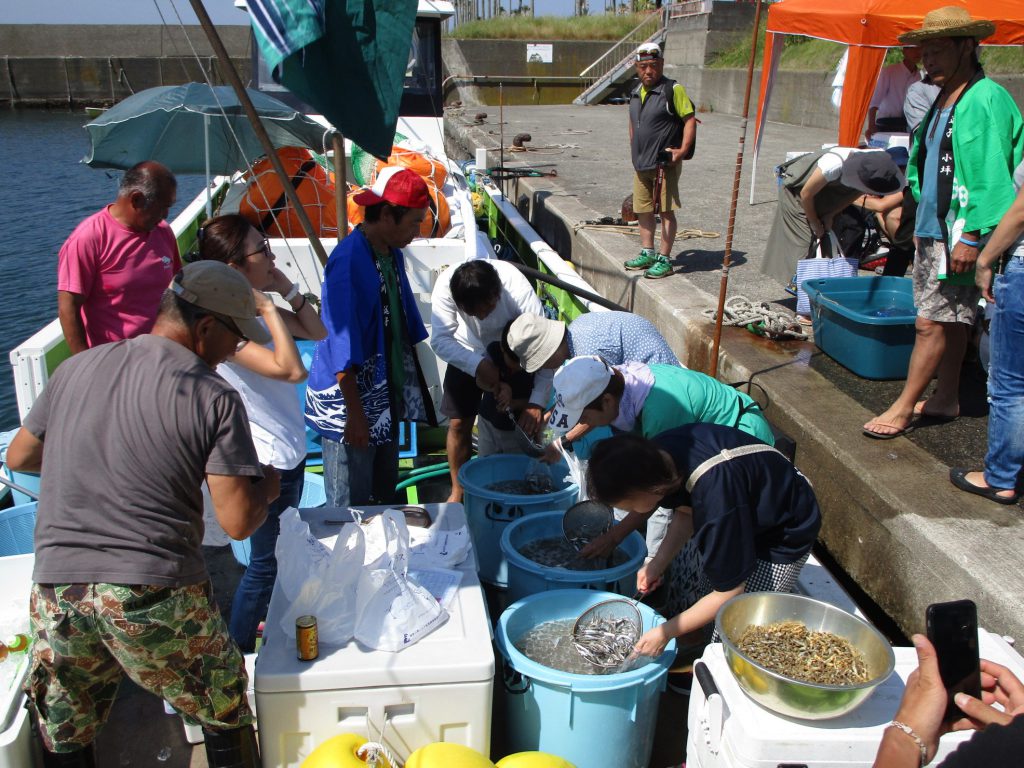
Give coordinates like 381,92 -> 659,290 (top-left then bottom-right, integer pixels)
58,161 -> 181,354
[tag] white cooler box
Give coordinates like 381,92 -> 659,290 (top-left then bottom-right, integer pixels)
0,554 -> 40,768
254,503 -> 494,768
687,630 -> 1024,768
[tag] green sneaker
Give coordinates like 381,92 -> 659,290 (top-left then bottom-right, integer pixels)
644,254 -> 673,279
624,250 -> 656,271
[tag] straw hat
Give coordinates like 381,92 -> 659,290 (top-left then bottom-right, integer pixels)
898,6 -> 995,44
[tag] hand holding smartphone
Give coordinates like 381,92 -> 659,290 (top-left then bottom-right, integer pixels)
926,599 -> 982,722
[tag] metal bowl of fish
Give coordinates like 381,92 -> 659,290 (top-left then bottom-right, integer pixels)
715,592 -> 895,720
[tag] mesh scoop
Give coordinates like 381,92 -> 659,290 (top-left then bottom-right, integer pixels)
562,500 -> 613,551
571,599 -> 643,670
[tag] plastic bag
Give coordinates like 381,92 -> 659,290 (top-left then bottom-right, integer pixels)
555,440 -> 588,501
524,457 -> 556,494
361,509 -> 472,569
275,507 -> 365,645
354,509 -> 449,652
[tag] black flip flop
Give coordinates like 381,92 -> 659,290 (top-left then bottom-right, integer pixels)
862,422 -> 915,440
949,468 -> 1020,505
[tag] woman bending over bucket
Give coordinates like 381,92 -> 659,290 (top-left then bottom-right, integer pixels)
587,426 -> 821,657
199,214 -> 327,652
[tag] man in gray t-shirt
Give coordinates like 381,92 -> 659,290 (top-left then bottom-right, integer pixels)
6,261 -> 279,768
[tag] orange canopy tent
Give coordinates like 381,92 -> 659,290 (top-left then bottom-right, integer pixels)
750,0 -> 1024,201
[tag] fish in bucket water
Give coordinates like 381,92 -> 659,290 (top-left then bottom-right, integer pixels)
486,458 -> 556,495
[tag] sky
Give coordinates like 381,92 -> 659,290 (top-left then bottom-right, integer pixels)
0,0 -> 577,24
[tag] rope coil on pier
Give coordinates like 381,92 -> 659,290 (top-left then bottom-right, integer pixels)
702,295 -> 808,341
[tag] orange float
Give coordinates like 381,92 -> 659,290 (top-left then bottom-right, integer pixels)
240,147 -> 339,238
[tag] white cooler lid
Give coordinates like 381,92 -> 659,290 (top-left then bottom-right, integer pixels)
255,503 -> 495,694
688,630 -> 1024,767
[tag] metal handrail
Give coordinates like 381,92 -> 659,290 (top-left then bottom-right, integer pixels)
578,0 -> 713,83
578,10 -> 661,80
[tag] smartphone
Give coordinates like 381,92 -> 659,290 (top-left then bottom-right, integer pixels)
926,599 -> 982,722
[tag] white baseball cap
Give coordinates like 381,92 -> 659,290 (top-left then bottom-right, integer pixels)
548,356 -> 613,434
636,42 -> 662,62
506,314 -> 565,373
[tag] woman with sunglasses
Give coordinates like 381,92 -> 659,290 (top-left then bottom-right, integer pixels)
198,214 -> 326,652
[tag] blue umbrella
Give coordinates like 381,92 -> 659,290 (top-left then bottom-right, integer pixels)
83,83 -> 331,176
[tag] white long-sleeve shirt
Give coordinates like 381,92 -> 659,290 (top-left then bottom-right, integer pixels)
430,259 -> 553,406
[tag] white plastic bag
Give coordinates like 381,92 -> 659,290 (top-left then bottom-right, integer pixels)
556,440 -> 588,501
354,509 -> 449,652
275,507 -> 365,645
361,510 -> 471,569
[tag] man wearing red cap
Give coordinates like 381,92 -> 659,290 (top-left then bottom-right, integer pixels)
305,167 -> 437,507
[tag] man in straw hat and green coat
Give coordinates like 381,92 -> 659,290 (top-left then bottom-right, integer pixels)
864,6 -> 1024,439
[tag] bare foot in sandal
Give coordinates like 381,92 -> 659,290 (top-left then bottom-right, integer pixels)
863,408 -> 915,439
913,399 -> 959,421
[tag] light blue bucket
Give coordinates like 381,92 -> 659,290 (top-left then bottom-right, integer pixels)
495,589 -> 674,768
500,511 -> 646,603
458,455 -> 579,588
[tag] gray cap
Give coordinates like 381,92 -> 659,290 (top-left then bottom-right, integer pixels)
171,261 -> 271,344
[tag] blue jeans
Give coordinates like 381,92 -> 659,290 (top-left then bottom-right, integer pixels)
984,255 -> 1024,491
321,437 -> 400,508
228,462 -> 305,652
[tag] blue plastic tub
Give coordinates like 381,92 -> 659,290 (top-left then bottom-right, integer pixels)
230,472 -> 327,567
0,467 -> 40,507
495,589 -> 674,768
802,276 -> 917,380
501,512 -> 646,603
0,502 -> 36,557
459,455 -> 579,588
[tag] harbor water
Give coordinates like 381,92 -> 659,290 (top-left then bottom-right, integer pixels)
0,110 -> 206,430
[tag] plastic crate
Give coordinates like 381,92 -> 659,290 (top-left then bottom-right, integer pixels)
803,276 -> 917,380
0,504 -> 36,557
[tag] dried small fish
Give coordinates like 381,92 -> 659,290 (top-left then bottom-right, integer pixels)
736,620 -> 871,685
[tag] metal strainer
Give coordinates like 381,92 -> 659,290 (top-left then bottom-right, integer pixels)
562,500 -> 613,551
571,598 -> 643,670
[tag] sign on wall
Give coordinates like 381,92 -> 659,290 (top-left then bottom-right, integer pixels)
526,43 -> 553,64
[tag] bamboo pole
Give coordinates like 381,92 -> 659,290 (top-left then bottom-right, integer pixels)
188,0 -> 330,268
332,132 -> 348,240
709,0 -> 765,379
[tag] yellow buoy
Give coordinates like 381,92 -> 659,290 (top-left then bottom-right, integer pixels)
405,743 -> 496,768
301,733 -> 392,768
497,752 -> 577,768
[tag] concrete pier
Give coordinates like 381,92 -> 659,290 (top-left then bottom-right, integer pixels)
445,104 -> 1024,643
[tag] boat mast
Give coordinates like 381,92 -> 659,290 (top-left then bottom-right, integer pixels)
188,0 -> 331,267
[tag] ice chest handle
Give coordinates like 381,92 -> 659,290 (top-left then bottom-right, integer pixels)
694,661 -> 724,756
486,502 -> 524,521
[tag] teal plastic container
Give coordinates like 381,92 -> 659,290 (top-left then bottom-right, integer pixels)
495,589 -> 674,768
458,455 -> 579,588
0,502 -> 36,556
802,276 -> 917,380
500,511 -> 646,603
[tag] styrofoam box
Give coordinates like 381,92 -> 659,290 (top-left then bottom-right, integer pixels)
0,554 -> 39,768
686,631 -> 1024,768
254,503 -> 494,768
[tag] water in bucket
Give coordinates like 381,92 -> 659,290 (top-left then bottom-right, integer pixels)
517,537 -> 628,571
514,619 -> 649,676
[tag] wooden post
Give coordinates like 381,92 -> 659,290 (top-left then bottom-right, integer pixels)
710,0 -> 765,378
332,132 -> 348,241
188,0 -> 330,268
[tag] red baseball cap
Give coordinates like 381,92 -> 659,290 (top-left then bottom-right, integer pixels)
353,166 -> 430,208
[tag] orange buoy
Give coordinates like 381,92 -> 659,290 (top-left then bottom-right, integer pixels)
240,147 -> 339,238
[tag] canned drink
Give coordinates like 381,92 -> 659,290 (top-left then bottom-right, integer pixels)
296,615 -> 319,661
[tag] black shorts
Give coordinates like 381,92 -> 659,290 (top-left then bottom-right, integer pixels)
440,346 -> 535,428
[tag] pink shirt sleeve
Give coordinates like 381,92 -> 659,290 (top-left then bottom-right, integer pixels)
57,219 -> 100,297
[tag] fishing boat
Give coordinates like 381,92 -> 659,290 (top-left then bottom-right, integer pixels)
3,2 -> 1024,767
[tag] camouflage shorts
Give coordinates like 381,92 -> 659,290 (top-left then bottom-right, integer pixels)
28,582 -> 253,752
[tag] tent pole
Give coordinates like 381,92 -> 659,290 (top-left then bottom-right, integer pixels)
710,0 -> 765,379
189,0 -> 329,268
332,132 -> 348,242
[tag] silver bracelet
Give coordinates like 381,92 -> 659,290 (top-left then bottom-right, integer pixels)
887,720 -> 927,767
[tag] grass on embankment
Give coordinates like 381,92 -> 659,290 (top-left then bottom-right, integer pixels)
448,13 -> 649,41
708,17 -> 1024,74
